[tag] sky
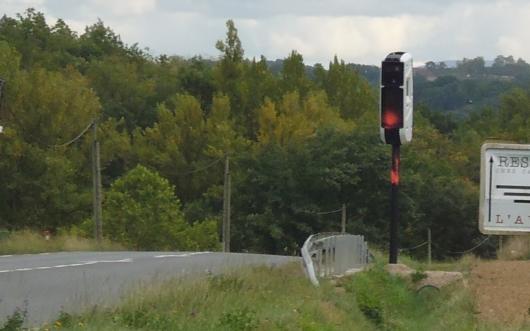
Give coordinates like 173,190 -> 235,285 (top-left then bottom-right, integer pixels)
1,0 -> 529,66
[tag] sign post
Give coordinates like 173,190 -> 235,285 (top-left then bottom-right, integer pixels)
480,143 -> 530,234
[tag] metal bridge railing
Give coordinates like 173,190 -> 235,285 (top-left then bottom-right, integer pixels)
301,233 -> 369,286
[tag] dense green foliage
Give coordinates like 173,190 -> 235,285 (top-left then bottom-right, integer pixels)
105,165 -> 218,250
2,9 -> 529,255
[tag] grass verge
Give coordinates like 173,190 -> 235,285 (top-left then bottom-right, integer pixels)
41,262 -> 374,331
30,257 -> 504,331
346,262 -> 476,331
0,230 -> 123,255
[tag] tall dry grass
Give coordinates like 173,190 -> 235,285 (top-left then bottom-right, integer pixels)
497,235 -> 530,260
0,230 -> 123,254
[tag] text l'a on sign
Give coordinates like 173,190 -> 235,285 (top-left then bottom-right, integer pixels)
480,143 -> 530,234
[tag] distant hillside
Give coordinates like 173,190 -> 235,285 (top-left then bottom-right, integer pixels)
269,55 -> 530,118
413,56 -> 530,116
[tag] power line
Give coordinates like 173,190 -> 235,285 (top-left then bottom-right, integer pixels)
447,236 -> 490,255
181,158 -> 222,175
53,120 -> 94,148
400,241 -> 428,252
297,207 -> 343,215
316,208 -> 343,215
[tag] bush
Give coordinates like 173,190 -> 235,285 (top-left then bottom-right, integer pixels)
180,218 -> 221,251
0,308 -> 25,331
218,308 -> 258,331
105,165 -> 219,250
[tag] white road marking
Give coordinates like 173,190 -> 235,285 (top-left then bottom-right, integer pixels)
0,255 -> 13,258
154,252 -> 209,258
0,258 -> 133,274
0,254 -> 209,274
93,258 -> 133,263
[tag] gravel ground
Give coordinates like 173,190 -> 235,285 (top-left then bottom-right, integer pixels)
470,260 -> 530,326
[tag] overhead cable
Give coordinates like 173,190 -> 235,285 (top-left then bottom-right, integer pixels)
54,120 -> 94,148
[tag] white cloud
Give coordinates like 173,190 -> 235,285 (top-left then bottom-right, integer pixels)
234,14 -> 437,65
3,0 -> 530,65
0,0 -> 46,16
89,0 -> 157,16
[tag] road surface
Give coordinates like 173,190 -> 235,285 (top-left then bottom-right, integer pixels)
0,251 -> 300,326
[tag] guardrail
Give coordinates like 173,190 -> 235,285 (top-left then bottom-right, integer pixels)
301,233 -> 369,286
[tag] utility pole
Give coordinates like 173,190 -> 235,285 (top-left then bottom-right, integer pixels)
0,78 -> 5,133
427,228 -> 432,265
222,155 -> 231,252
92,120 -> 103,243
341,204 -> 346,234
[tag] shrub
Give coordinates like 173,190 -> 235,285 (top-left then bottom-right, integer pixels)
105,165 -> 219,250
218,308 -> 258,331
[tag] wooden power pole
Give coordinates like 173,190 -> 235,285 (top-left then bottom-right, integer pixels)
341,204 -> 346,234
222,155 -> 231,252
92,120 -> 103,243
427,228 -> 432,266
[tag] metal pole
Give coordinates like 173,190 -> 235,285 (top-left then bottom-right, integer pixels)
499,236 -> 503,257
427,228 -> 432,265
341,204 -> 346,234
389,144 -> 400,264
222,156 -> 231,252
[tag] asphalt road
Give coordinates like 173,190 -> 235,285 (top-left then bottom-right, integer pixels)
0,251 -> 300,326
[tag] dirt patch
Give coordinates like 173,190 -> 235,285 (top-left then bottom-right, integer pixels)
470,260 -> 530,326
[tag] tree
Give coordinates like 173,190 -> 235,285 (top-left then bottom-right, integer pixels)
458,57 -> 485,77
241,56 -> 279,137
78,19 -> 126,61
213,20 -> 249,134
324,56 -> 376,119
132,94 -> 239,204
85,55 -> 156,129
425,61 -> 436,70
0,45 -> 101,230
105,165 -> 191,250
215,20 -> 244,63
105,165 -> 220,250
256,91 -> 346,147
281,50 -> 310,96
177,56 -> 215,111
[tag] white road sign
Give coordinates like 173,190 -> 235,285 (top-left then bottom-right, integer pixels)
480,143 -> 530,234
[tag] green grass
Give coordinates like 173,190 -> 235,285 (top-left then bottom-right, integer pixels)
40,263 -> 375,331
0,230 -> 123,255
346,262 -> 476,331
5,252 -> 523,330
33,257 -> 502,331
369,248 -> 480,274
